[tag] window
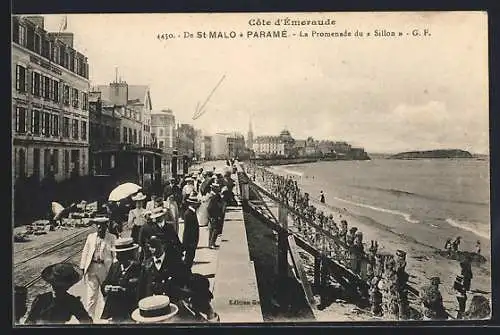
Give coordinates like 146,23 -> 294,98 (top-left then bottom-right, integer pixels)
31,110 -> 40,135
42,38 -> 50,59
26,26 -> 34,50
129,128 -> 133,144
63,85 -> 70,105
15,65 -> 27,92
44,149 -> 51,175
72,119 -> 79,139
43,76 -> 50,99
81,121 -> 87,140
32,72 -> 41,96
123,127 -> 128,142
19,25 -> 26,46
44,112 -> 51,137
18,149 -> 26,178
64,52 -> 70,68
134,129 -> 137,144
33,148 -> 41,177
15,107 -> 27,133
81,92 -> 88,110
52,114 -> 59,136
159,141 -> 164,149
52,149 -> 59,173
53,81 -> 59,102
34,34 -> 41,54
159,128 -> 164,136
63,117 -> 69,138
52,45 -> 59,63
69,51 -> 75,71
72,88 -> 79,108
58,45 -> 65,65
64,150 -> 70,175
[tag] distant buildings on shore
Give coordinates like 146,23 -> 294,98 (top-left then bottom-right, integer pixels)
250,128 -> 368,160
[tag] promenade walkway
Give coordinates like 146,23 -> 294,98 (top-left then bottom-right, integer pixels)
68,160 -> 262,323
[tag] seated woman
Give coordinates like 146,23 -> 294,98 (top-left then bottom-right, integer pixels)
24,263 -> 92,324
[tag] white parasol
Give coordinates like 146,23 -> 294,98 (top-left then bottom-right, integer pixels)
51,202 -> 64,217
108,183 -> 142,202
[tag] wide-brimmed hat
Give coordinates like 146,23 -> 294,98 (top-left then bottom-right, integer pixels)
132,192 -> 147,201
41,263 -> 82,287
112,237 -> 139,252
210,182 -> 220,188
150,207 -> 168,220
131,295 -> 179,323
185,177 -> 194,182
92,217 -> 110,225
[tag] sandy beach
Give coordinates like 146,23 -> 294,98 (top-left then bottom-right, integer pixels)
262,166 -> 492,321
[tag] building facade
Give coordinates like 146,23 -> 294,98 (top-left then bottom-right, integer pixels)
12,16 -> 90,183
253,129 -> 295,158
194,129 -> 203,161
176,123 -> 196,158
227,132 -> 246,158
203,136 -> 212,160
95,82 -> 153,147
151,109 -> 176,180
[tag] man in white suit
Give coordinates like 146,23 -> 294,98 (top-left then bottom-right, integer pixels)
80,217 -> 116,321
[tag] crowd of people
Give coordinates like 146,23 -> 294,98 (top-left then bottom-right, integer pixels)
245,163 -> 490,320
18,160 -> 239,324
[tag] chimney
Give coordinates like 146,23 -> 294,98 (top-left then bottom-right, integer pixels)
25,16 -> 45,29
109,81 -> 129,106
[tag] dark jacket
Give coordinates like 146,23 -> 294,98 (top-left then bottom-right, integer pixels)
101,261 -> 141,321
207,193 -> 223,222
138,251 -> 191,303
25,291 -> 92,324
183,208 -> 200,248
200,179 -> 212,196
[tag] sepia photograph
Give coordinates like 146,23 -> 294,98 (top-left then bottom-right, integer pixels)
11,12 -> 491,325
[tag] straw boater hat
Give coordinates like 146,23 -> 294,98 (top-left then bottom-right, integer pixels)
112,237 -> 139,252
41,263 -> 82,288
131,295 -> 179,323
211,182 -> 220,188
132,192 -> 147,201
92,217 -> 110,225
185,177 -> 194,182
150,207 -> 168,220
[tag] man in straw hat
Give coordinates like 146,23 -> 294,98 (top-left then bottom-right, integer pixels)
25,263 -> 92,324
100,237 -> 141,322
128,192 -> 147,245
183,193 -> 202,270
79,217 -> 116,321
131,295 -> 179,323
207,181 -> 223,249
138,207 -> 183,261
138,236 -> 191,303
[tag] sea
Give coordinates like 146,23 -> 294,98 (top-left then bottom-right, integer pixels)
270,158 -> 491,253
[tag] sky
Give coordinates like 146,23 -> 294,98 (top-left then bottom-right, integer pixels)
36,12 -> 489,154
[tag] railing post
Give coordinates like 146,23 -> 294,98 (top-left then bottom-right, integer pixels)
314,256 -> 321,293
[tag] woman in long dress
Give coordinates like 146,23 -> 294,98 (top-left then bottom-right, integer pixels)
196,191 -> 211,228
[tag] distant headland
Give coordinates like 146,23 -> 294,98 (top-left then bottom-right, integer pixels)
389,149 -> 473,159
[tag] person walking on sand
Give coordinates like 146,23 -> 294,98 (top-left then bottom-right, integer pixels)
319,191 -> 325,204
460,256 -> 473,292
475,240 -> 481,255
451,236 -> 461,252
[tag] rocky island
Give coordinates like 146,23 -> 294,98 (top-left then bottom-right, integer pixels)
390,149 -> 473,159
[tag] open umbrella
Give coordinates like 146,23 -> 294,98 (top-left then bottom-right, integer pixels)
108,182 -> 142,202
51,202 -> 64,217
